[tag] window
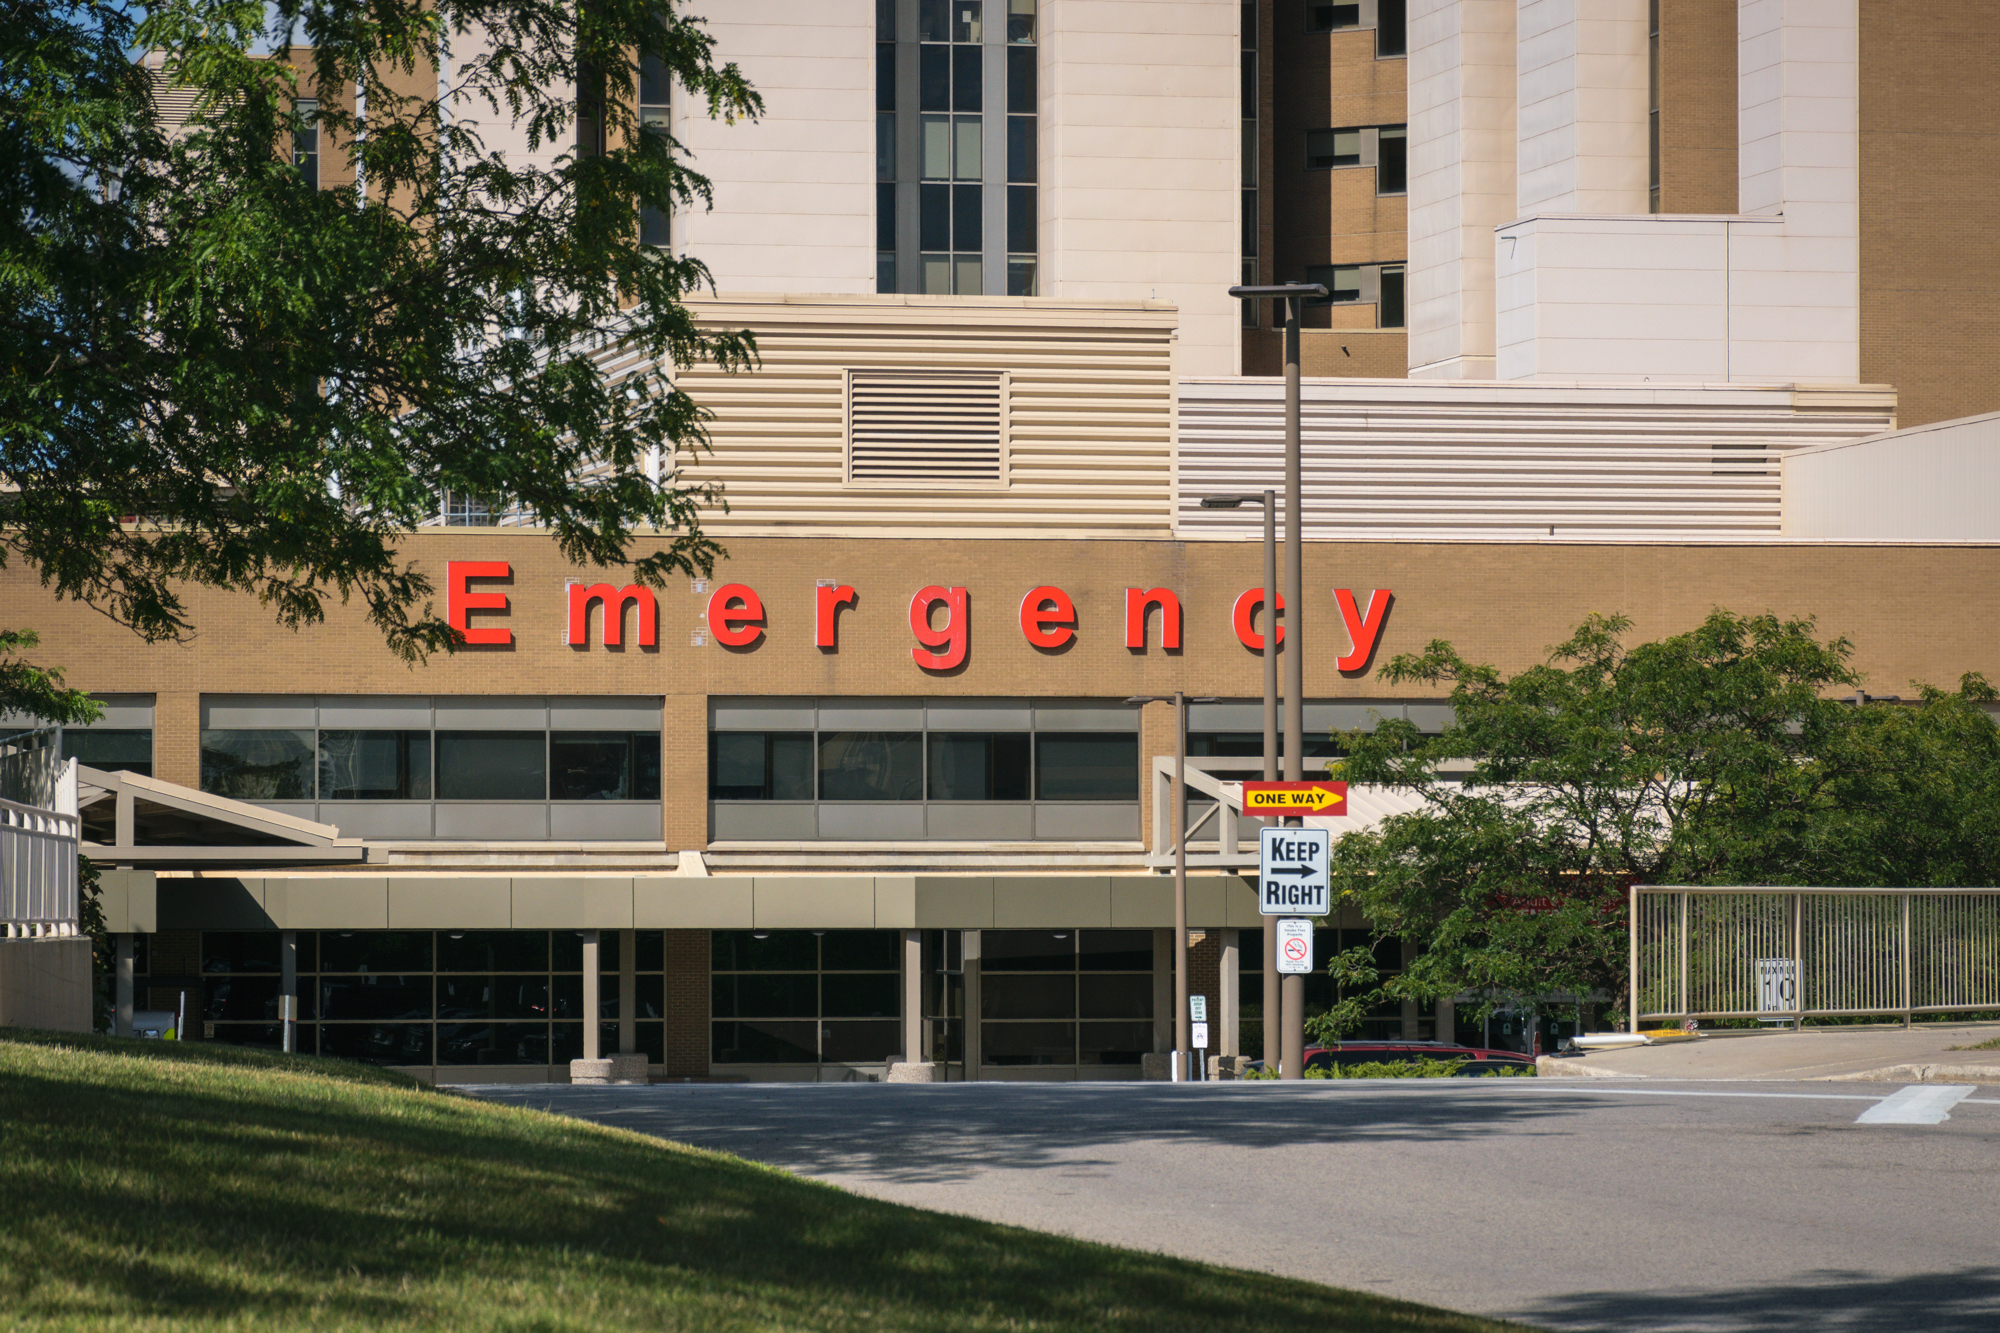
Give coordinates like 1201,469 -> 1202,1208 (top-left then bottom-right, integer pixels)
293,99 -> 319,190
1241,1 -> 1259,326
709,699 -> 1141,841
200,929 -> 666,1067
980,929 -> 1152,1067
1303,263 -> 1405,327
61,728 -> 152,777
1648,0 -> 1660,212
1304,0 -> 1404,56
198,696 -> 663,838
1307,128 -> 1362,169
1377,125 -> 1407,194
709,732 -> 815,800
638,58 -> 670,247
711,930 -> 901,1067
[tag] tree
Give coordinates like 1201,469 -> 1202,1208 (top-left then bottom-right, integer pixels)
1,0 -> 760,718
1306,610 -> 2000,1040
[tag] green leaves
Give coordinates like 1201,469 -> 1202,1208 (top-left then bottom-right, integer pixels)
1,0 -> 760,662
1321,610 -> 2000,1035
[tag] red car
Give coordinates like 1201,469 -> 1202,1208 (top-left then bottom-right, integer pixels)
1300,1041 -> 1536,1077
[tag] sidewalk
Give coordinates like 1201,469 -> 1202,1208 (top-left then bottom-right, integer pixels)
1535,1020 -> 2000,1083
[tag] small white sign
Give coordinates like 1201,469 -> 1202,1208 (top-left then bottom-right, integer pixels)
1191,1021 -> 1210,1050
1189,995 -> 1207,1023
1259,826 -> 1332,916
1756,957 -> 1797,1014
1276,917 -> 1314,975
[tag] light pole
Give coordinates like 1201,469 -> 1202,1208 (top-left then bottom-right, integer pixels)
1129,690 -> 1216,1082
1227,281 -> 1324,1077
1198,489 -> 1278,1072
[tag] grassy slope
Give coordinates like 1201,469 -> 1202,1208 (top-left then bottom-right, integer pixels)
0,1033 -> 1542,1332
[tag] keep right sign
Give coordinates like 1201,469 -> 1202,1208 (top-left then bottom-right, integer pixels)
1258,825 -> 1331,916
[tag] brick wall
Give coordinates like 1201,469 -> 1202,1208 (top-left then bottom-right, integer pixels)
664,928 -> 709,1078
1655,0 -> 1737,215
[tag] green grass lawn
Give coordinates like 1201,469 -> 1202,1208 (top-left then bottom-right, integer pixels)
0,1032 -> 1543,1332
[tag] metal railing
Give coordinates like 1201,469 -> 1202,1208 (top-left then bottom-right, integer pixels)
1629,885 -> 2000,1027
0,797 -> 81,937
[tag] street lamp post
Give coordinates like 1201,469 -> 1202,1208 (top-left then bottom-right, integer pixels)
1198,488 -> 1278,1071
1226,282 -> 1323,1078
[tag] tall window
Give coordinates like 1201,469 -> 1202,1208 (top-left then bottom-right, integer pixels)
711,930 -> 901,1068
639,54 -> 671,247
1648,0 -> 1661,212
1241,0 -> 1259,326
881,0 -> 1039,295
294,99 -> 318,190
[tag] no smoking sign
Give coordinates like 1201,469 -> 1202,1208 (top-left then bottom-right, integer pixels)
1276,918 -> 1314,975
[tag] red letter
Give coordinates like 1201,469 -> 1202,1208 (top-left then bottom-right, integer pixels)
910,586 -> 969,670
815,584 -> 858,648
1232,589 -> 1284,651
1019,586 -> 1075,649
447,561 -> 513,646
1334,588 -> 1393,671
707,583 -> 765,648
566,583 -> 658,648
1123,588 -> 1182,650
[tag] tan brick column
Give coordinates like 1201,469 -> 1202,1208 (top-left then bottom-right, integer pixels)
153,692 -> 201,788
660,693 -> 706,851
664,928 -> 709,1079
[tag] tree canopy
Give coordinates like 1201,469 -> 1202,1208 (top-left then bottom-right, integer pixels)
1,0 -> 760,720
1309,610 -> 2000,1038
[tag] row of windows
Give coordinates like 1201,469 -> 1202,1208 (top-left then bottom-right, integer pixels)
711,731 -> 1136,802
200,729 -> 661,802
1306,0 -> 1407,56
1306,124 -> 1407,194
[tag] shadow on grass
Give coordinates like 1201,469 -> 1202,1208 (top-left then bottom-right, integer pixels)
473,1079 -> 1593,1186
1518,1266 -> 2000,1333
0,1031 -> 1534,1332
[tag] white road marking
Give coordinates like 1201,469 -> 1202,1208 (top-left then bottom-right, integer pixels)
1855,1084 -> 1974,1125
1525,1087 -> 1880,1102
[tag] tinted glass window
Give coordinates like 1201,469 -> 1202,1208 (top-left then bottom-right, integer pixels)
1008,45 -> 1035,112
982,930 -> 1075,972
437,931 -> 546,973
1377,125 -> 1407,193
202,931 -> 283,975
62,728 -> 152,777
928,732 -> 1030,800
819,732 -> 923,801
550,732 -> 658,800
435,731 -> 545,800
712,930 -> 819,972
317,930 -> 433,973
319,730 -> 431,800
1034,733 -> 1137,800
201,729 -> 315,800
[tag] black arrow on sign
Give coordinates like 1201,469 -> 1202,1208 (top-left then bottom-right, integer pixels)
1267,864 -> 1318,878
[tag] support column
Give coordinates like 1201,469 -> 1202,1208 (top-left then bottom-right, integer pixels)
1435,998 -> 1456,1046
961,929 -> 981,1080
1151,927 -> 1173,1054
280,930 -> 296,1053
1219,928 -> 1240,1058
618,929 -> 636,1055
900,929 -> 923,1070
1401,938 -> 1423,1039
115,934 -> 134,1038
581,930 -> 600,1061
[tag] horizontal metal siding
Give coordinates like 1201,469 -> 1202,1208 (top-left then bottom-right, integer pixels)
670,303 -> 1176,535
1177,381 -> 1897,540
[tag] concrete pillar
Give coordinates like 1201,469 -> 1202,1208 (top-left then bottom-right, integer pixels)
581,930 -> 600,1062
618,929 -> 636,1055
901,929 -> 923,1066
1218,928 -> 1240,1057
115,933 -> 134,1037
961,929 -> 981,1080
1435,997 -> 1456,1045
280,930 -> 296,1050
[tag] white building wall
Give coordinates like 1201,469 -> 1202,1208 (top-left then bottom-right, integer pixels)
1784,411 -> 2000,541
1407,0 -> 1517,380
670,0 -> 876,294
1038,0 -> 1240,377
1514,0 -> 1649,214
1492,0 -> 1858,384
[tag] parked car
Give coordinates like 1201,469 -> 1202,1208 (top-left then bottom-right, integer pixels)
1301,1041 -> 1536,1077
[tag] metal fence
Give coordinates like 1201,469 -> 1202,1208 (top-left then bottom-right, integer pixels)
1629,886 -> 2000,1026
0,797 -> 81,938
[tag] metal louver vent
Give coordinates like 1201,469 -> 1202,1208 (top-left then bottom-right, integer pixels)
846,371 -> 1008,486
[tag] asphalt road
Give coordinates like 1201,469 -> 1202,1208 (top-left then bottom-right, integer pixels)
471,1078 -> 2000,1332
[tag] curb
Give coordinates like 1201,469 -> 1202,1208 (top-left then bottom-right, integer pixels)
1829,1063 -> 2000,1085
1534,1057 -> 1637,1079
